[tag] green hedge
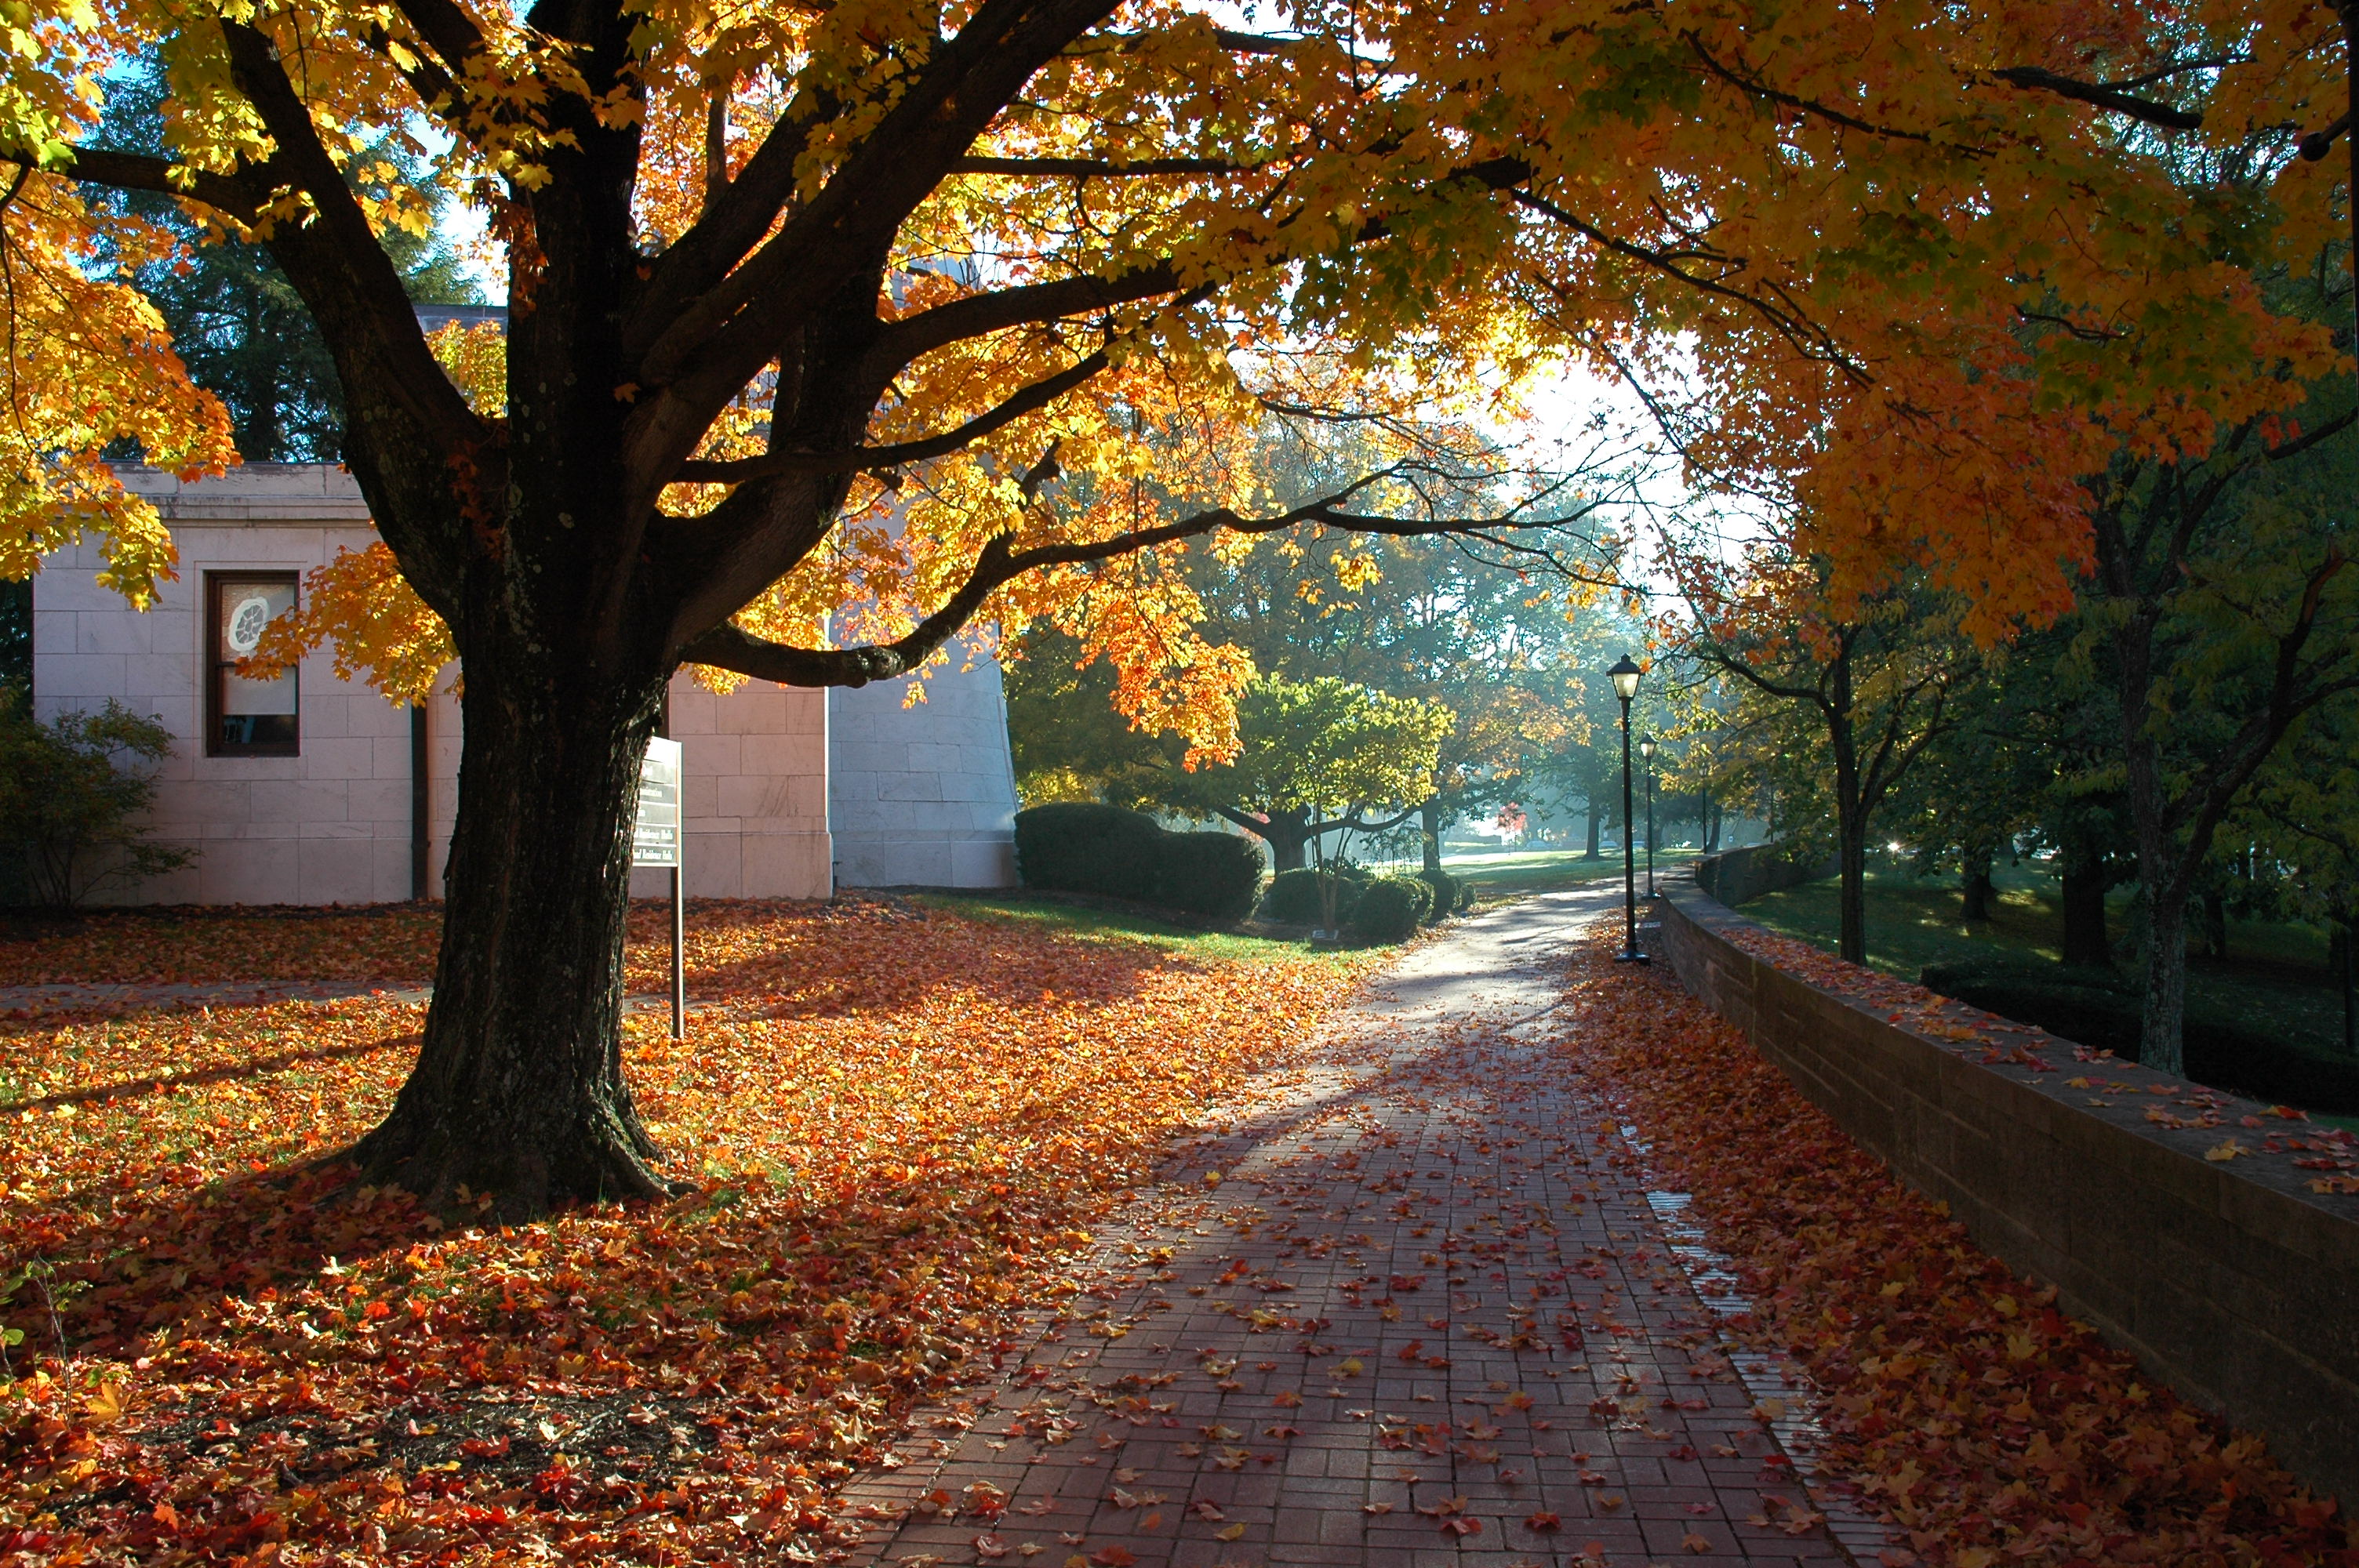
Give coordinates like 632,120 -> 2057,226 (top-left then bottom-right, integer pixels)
1012,804 -> 1263,920
1257,865 -> 1371,926
1347,875 -> 1433,945
1155,830 -> 1266,920
1921,956 -> 2359,1115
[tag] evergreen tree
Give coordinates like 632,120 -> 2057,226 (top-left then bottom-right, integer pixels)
85,55 -> 478,462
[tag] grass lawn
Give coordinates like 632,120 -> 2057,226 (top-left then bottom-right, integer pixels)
909,889 -> 1373,968
925,851 -> 1703,954
1438,845 -> 1699,898
1737,858 -> 2353,1062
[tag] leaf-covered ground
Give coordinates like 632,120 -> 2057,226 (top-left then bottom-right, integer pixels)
0,900 -> 1366,1566
1560,931 -> 2357,1567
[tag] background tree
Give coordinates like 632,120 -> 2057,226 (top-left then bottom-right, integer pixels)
2242,694 -> 2359,1054
1680,557 -> 1983,966
1012,665 -> 1449,870
2070,382 -> 2359,1073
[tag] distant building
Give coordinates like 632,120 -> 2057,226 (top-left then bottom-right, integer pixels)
27,463 -> 1016,905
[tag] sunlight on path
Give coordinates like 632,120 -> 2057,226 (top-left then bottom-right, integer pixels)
840,891 -> 1888,1567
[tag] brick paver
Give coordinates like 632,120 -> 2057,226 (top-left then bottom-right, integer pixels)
841,888 -> 1863,1567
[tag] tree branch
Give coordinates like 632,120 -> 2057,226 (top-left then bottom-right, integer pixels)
675,352 -> 1109,482
1515,189 -> 1868,382
679,479 -> 1607,684
1990,66 -> 2204,131
949,155 -> 1255,176
40,145 -> 263,221
863,265 -> 1186,390
1685,33 -> 1943,146
214,18 -> 489,602
627,0 -> 1125,421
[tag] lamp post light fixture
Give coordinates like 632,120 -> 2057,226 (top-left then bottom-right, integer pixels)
1638,734 -> 1658,898
1607,655 -> 1647,964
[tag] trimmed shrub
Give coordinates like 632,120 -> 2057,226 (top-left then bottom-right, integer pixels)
1257,865 -> 1369,926
1012,804 -> 1263,920
1416,867 -> 1458,925
1154,830 -> 1265,920
1013,803 -> 1165,900
1921,956 -> 2359,1115
1347,875 -> 1433,945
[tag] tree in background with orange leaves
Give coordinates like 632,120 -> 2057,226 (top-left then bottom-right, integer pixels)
1,0 -> 2335,1211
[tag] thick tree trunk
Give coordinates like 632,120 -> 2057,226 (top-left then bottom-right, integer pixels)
350,655 -> 676,1215
2339,918 -> 2357,1056
1961,851 -> 1995,923
2137,887 -> 2192,1076
1419,799 -> 1444,873
1837,805 -> 1868,967
1256,808 -> 1315,872
1583,800 -> 1602,860
1703,794 -> 1721,853
2059,858 -> 2111,969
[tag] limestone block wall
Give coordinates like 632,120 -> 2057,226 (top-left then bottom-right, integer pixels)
627,675 -> 831,902
36,465 -> 833,906
827,648 -> 1019,889
33,466 -> 420,906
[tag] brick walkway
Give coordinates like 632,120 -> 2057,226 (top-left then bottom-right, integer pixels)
840,888 -> 1873,1568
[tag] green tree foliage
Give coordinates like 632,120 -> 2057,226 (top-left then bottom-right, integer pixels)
2068,375 -> 2359,1073
0,691 -> 192,909
1007,423 -> 1626,866
1193,677 -> 1453,872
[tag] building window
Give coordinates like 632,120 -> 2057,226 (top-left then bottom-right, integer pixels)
206,572 -> 299,755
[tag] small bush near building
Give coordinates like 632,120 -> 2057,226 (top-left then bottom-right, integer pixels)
0,691 -> 194,909
1013,804 -> 1263,920
1257,865 -> 1371,927
1921,956 -> 2359,1115
1346,875 -> 1434,946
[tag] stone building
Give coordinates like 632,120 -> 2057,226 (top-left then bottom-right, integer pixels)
27,463 -> 1017,905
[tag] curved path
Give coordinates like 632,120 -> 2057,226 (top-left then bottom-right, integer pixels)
839,888 -> 1884,1568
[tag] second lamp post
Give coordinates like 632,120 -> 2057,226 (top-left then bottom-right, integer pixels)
1607,655 -> 1646,964
1638,734 -> 1657,898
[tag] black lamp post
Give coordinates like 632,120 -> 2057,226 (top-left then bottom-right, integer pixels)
1638,735 -> 1658,897
1608,655 -> 1646,963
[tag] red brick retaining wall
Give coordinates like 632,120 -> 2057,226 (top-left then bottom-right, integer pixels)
1654,873 -> 2359,1506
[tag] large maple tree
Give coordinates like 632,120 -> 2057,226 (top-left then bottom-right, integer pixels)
2,0 -> 2326,1210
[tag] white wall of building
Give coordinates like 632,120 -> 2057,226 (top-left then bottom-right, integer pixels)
35,465 -> 841,906
827,645 -> 1020,889
34,467 -> 424,906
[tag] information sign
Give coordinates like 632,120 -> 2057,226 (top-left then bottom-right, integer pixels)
633,738 -> 682,867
